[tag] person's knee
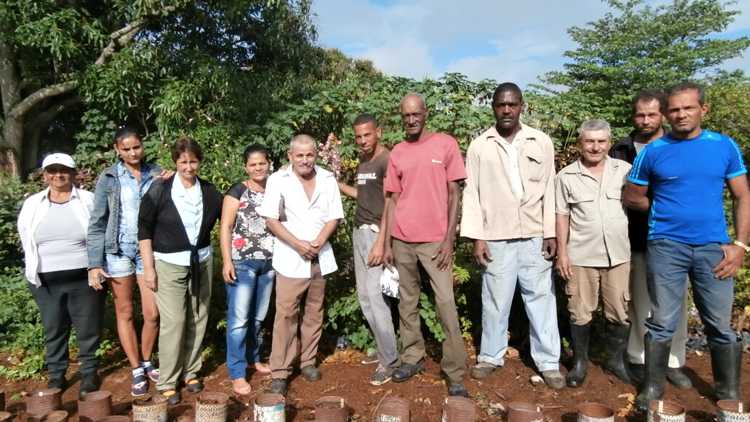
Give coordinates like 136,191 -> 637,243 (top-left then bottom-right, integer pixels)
114,300 -> 135,322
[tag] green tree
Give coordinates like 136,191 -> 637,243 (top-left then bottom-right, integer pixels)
0,0 -> 325,178
534,0 -> 750,141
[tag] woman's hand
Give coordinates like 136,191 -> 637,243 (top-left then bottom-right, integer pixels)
223,261 -> 237,283
87,268 -> 108,290
143,267 -> 158,291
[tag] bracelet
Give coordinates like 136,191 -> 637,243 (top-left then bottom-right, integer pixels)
733,240 -> 750,253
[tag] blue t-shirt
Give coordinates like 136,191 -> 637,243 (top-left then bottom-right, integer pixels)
628,130 -> 746,245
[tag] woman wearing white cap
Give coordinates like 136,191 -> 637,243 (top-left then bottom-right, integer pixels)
17,153 -> 104,398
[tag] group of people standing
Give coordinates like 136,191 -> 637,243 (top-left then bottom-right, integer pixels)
17,80 -> 747,412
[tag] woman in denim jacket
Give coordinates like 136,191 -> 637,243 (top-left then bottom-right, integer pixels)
86,127 -> 163,396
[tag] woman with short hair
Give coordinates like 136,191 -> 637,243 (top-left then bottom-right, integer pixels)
17,153 -> 103,399
138,137 -> 222,405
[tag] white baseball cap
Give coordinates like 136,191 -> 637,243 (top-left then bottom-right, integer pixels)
42,153 -> 76,170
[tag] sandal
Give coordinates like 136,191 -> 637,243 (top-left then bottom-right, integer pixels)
232,378 -> 252,395
254,362 -> 271,374
160,389 -> 181,406
185,378 -> 204,393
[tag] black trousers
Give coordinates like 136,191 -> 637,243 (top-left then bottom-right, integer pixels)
29,269 -> 104,377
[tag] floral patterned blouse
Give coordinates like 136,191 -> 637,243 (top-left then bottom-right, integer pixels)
226,182 -> 273,261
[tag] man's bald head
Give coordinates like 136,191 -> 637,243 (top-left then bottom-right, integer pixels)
400,93 -> 427,112
400,93 -> 428,141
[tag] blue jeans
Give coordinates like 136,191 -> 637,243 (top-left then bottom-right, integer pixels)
478,238 -> 561,371
646,239 -> 737,344
225,259 -> 275,379
105,241 -> 144,277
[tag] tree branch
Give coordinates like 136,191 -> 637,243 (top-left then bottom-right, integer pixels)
27,95 -> 82,128
7,80 -> 77,119
95,5 -> 178,66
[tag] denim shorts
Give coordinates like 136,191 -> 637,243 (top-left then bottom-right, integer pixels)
105,242 -> 144,278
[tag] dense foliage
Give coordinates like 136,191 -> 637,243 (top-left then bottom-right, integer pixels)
0,0 -> 748,378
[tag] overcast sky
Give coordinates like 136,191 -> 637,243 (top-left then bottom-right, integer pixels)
311,0 -> 750,87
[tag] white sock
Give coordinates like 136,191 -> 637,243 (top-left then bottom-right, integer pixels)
132,367 -> 145,378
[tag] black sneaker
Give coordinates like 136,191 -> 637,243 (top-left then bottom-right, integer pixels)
392,361 -> 424,383
79,372 -> 101,399
300,365 -> 321,382
269,378 -> 288,395
448,382 -> 470,397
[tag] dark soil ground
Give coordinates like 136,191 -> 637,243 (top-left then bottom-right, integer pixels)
2,343 -> 748,421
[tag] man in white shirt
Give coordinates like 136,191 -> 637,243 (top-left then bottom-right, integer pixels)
257,134 -> 345,395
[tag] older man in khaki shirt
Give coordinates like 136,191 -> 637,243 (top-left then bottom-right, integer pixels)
461,82 -> 564,389
555,119 -> 632,388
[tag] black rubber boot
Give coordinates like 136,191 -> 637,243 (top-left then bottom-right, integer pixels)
566,323 -> 590,388
710,340 -> 742,400
635,334 -> 671,411
604,322 -> 633,384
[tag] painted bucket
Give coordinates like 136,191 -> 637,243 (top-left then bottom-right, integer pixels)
441,396 -> 476,422
97,417 -> 131,422
195,392 -> 230,422
253,393 -> 285,422
372,396 -> 410,422
507,402 -> 544,422
315,396 -> 348,422
45,410 -> 70,422
647,400 -> 685,422
133,394 -> 169,422
577,402 -> 614,422
25,388 -> 63,418
78,390 -> 112,422
717,400 -> 750,422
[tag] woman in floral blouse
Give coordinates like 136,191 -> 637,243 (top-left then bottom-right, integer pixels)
219,144 -> 275,395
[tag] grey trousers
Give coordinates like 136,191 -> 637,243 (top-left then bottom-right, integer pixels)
353,226 -> 398,368
627,251 -> 688,367
155,258 -> 212,390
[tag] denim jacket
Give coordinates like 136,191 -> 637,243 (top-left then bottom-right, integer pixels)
87,161 -> 161,269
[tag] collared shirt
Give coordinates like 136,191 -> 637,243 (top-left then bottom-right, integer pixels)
116,161 -> 157,243
460,123 -> 556,241
257,165 -> 344,278
555,157 -> 632,267
496,135 -> 524,199
18,187 -> 95,286
153,178 -> 211,266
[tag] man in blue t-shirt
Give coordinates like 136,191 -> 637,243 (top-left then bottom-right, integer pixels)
624,82 -> 750,410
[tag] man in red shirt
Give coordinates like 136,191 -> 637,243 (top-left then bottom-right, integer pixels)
383,93 -> 468,397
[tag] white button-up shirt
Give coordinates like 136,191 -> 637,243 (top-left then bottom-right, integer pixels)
257,166 -> 344,278
17,187 -> 94,286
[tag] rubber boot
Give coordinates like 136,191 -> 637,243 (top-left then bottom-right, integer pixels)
566,323 -> 590,388
635,334 -> 671,411
604,322 -> 632,384
710,340 -> 742,400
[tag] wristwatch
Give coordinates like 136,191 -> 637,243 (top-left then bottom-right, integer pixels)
733,240 -> 750,253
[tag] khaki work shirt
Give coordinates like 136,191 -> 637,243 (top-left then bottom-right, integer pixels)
461,123 -> 556,241
555,157 -> 632,267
